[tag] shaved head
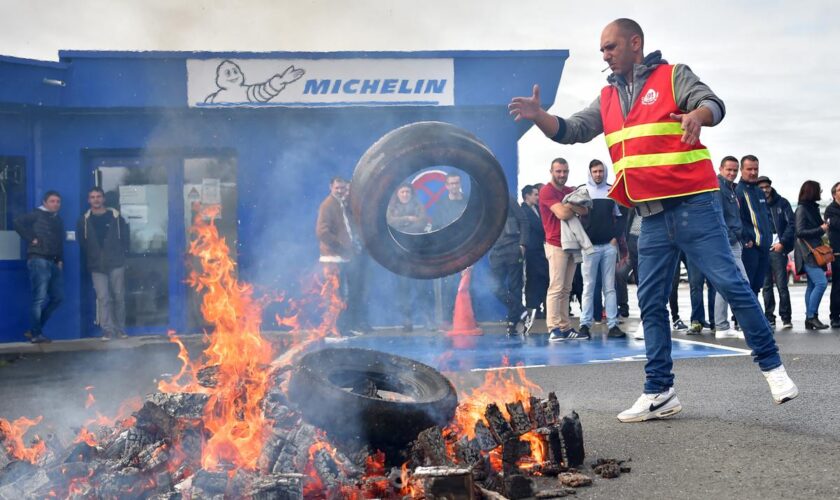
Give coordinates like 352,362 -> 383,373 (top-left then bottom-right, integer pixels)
610,18 -> 644,50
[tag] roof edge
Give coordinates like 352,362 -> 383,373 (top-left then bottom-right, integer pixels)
58,49 -> 569,60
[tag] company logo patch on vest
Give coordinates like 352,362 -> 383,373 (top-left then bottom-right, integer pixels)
187,58 -> 454,107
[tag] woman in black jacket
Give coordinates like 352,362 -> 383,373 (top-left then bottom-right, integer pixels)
794,180 -> 830,330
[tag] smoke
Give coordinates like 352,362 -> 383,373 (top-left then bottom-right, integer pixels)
0,343 -> 185,444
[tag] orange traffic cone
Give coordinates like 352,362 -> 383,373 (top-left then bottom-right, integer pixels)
447,267 -> 482,336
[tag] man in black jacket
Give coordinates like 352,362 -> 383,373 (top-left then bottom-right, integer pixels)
77,187 -> 130,340
13,190 -> 65,343
521,184 -> 548,326
825,181 -> 840,328
489,195 -> 530,335
758,176 -> 795,329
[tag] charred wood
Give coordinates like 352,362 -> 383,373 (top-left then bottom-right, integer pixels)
529,396 -> 548,429
559,412 -> 584,468
503,473 -> 533,499
473,421 -> 499,452
484,404 -> 514,443
504,401 -> 532,436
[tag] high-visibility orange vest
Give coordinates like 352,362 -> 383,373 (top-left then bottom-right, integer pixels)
602,64 -> 719,207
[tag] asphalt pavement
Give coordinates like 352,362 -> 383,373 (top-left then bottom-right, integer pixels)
0,283 -> 838,499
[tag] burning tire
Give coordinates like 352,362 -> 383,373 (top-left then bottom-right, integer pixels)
350,121 -> 509,279
287,348 -> 458,450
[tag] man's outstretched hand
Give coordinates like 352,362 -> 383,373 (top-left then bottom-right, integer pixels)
509,84 -> 560,137
509,84 -> 543,121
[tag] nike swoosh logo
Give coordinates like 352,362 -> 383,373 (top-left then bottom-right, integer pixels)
649,394 -> 675,412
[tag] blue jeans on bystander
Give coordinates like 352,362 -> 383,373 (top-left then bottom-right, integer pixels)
802,263 -> 828,318
27,257 -> 63,336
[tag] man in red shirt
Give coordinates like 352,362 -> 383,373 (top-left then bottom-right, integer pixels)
540,158 -> 590,341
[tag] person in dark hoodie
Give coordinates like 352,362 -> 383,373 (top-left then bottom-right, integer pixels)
509,19 -> 797,422
14,190 -> 65,343
757,176 -> 795,329
77,187 -> 130,340
579,159 -> 624,338
825,181 -> 840,328
489,194 -> 530,335
736,155 -> 773,297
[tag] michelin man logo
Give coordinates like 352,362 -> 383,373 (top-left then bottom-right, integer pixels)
204,60 -> 305,104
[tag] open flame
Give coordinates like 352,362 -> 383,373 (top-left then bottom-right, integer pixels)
0,416 -> 46,464
159,205 -> 274,471
447,357 -> 542,439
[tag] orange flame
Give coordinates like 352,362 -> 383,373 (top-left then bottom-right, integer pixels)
399,462 -> 423,498
447,358 -> 542,439
271,264 -> 346,371
518,431 -> 547,471
0,416 -> 46,464
189,205 -> 273,470
73,395 -> 143,447
159,205 -> 274,472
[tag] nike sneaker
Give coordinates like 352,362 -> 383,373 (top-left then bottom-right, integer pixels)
617,388 -> 682,423
762,365 -> 798,404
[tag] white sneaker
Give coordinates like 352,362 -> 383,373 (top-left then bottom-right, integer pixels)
617,388 -> 682,422
715,328 -> 741,339
762,365 -> 798,404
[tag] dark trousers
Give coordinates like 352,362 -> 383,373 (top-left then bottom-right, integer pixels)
687,261 -> 715,324
524,249 -> 549,311
668,252 -> 687,321
440,273 -> 461,324
830,260 -> 840,322
490,259 -> 526,323
336,254 -> 370,332
741,246 -> 770,296
761,251 -> 792,323
396,275 -> 433,326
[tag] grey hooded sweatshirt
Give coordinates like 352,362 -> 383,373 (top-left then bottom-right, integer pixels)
550,51 -> 725,145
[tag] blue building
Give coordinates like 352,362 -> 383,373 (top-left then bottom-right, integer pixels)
0,49 -> 568,342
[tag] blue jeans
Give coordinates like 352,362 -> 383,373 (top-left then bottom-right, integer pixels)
637,193 -> 781,394
581,243 -> 618,328
27,257 -> 64,335
803,264 -> 828,318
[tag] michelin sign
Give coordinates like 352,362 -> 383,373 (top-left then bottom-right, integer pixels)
187,58 -> 454,107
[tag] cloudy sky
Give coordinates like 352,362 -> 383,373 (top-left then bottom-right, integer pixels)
3,0 -> 838,202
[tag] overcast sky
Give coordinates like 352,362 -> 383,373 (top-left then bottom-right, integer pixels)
2,0 -> 838,202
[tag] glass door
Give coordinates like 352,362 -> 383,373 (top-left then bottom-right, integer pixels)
183,156 -> 238,331
94,158 -> 175,332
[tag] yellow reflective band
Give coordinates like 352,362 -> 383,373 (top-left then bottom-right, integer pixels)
604,122 -> 686,148
613,148 -> 711,172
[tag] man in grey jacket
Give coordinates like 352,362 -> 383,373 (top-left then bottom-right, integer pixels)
509,18 -> 797,422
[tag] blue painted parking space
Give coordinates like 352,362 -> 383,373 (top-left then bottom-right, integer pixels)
324,333 -> 750,372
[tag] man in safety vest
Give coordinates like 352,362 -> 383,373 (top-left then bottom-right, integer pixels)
509,18 -> 797,422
